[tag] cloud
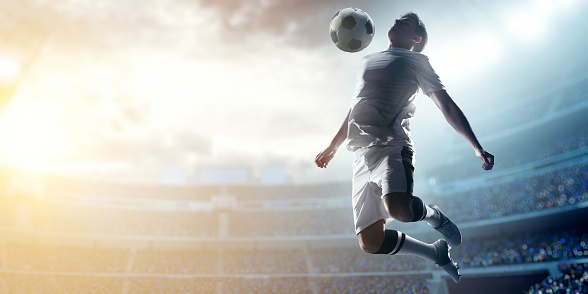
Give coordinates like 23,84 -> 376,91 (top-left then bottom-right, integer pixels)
67,129 -> 211,171
6,0 -> 585,186
195,0 -> 370,49
0,1 -> 434,185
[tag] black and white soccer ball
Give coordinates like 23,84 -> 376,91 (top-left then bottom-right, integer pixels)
329,8 -> 375,53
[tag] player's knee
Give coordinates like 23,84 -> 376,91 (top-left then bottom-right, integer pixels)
358,239 -> 381,253
383,193 -> 414,222
390,210 -> 413,222
357,220 -> 386,253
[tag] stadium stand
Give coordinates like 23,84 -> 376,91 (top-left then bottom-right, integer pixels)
0,76 -> 586,294
525,262 -> 588,294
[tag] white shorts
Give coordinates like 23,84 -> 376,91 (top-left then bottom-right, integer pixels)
351,145 -> 415,234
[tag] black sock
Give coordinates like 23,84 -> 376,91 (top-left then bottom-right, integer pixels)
373,230 -> 406,255
373,230 -> 439,263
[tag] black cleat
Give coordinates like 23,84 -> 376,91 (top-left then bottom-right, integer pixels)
433,239 -> 461,283
429,204 -> 462,247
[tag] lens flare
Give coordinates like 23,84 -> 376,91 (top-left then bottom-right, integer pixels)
0,56 -> 21,83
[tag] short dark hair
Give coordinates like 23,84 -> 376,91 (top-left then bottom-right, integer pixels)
402,12 -> 428,52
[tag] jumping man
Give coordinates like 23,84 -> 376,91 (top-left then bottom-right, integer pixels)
315,12 -> 495,283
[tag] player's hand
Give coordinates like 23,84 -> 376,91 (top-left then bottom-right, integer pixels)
315,146 -> 337,168
476,148 -> 494,170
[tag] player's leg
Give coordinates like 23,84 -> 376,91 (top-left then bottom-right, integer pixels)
352,146 -> 460,283
356,219 -> 461,283
380,145 -> 462,246
356,219 -> 386,253
383,192 -> 462,246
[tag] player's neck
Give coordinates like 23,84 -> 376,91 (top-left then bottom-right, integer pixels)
389,43 -> 414,51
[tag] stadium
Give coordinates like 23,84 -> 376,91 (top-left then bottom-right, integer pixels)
1,1 -> 588,293
1,78 -> 587,292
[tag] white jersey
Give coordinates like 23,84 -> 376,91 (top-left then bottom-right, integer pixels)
347,47 -> 444,151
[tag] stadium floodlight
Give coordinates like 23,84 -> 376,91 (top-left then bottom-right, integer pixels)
431,32 -> 503,81
0,55 -> 20,82
0,54 -> 21,106
0,7 -> 47,110
507,14 -> 543,40
506,0 -> 578,41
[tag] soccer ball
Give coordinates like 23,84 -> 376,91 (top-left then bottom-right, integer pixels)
329,8 -> 375,53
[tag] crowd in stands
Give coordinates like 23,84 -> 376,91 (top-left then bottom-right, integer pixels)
0,159 -> 584,237
0,274 -> 124,293
0,275 -> 241,294
443,79 -> 587,158
0,274 -> 431,293
31,202 -> 218,236
223,278 -> 312,294
3,227 -> 585,276
42,177 -> 220,201
0,196 -> 15,227
472,94 -> 552,138
555,81 -> 588,111
223,249 -> 308,274
0,159 -> 585,236
132,249 -> 219,274
310,248 -> 424,273
312,275 -> 429,294
8,270 -> 588,294
453,229 -> 588,268
126,278 -> 217,294
437,161 -> 587,223
226,182 -> 351,201
1,232 -> 587,293
37,176 -> 351,202
229,208 -> 355,236
428,130 -> 587,184
0,131 -> 585,238
5,244 -> 128,273
1,244 -> 409,275
526,263 -> 588,294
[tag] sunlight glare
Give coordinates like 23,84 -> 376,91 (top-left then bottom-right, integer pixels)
0,101 -> 70,173
0,56 -> 21,83
432,33 -> 502,81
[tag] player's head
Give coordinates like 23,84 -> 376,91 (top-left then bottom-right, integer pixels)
388,12 -> 428,52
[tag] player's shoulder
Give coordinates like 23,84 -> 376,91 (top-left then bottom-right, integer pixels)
361,50 -> 384,60
361,48 -> 431,65
401,48 -> 430,59
385,47 -> 429,60
360,48 -> 402,62
401,50 -> 434,68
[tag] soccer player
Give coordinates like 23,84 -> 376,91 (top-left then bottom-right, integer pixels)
315,12 -> 494,283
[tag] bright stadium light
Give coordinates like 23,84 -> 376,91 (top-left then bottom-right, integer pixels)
0,56 -> 21,83
0,7 -> 48,110
507,12 -> 544,39
432,33 -> 503,80
506,0 -> 577,40
468,34 -> 502,63
0,101 -> 69,173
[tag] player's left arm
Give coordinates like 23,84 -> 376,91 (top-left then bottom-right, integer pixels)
428,90 -> 494,170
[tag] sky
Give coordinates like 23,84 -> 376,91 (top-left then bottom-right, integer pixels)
0,0 -> 586,186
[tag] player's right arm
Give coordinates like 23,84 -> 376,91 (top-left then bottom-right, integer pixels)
315,109 -> 351,168
428,90 -> 495,170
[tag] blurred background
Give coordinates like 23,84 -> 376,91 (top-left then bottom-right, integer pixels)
0,0 -> 586,293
